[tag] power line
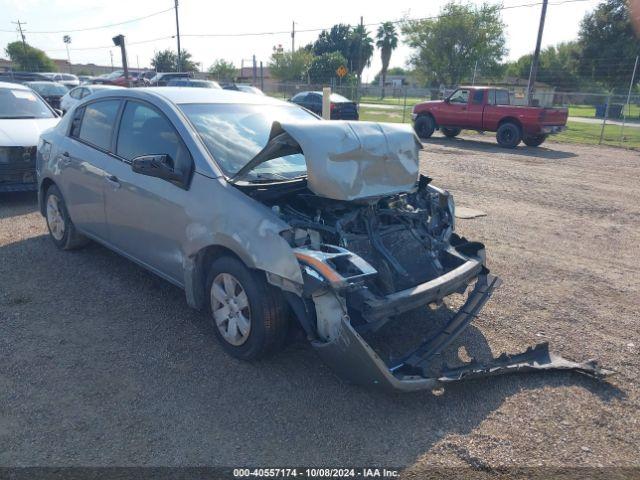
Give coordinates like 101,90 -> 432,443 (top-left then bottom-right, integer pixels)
0,6 -> 173,34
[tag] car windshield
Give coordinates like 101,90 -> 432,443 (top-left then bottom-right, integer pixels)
0,88 -> 55,119
179,103 -> 317,180
28,82 -> 68,96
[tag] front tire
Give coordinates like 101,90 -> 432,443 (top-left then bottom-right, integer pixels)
496,122 -> 522,148
414,115 -> 435,139
206,256 -> 289,360
523,135 -> 547,147
441,127 -> 461,138
45,185 -> 88,250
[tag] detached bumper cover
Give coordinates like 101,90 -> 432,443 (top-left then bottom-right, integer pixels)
312,274 -> 613,391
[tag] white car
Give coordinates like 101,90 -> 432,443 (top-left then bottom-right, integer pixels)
0,81 -> 59,192
39,72 -> 80,89
60,84 -> 124,114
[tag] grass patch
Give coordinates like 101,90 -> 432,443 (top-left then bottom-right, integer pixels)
359,107 -> 411,124
359,95 -> 426,106
553,121 -> 640,149
568,104 -> 640,120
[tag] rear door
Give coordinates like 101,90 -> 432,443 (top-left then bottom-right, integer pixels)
59,99 -> 121,241
102,99 -> 193,284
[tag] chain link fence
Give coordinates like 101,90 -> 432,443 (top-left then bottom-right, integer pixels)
262,82 -> 640,149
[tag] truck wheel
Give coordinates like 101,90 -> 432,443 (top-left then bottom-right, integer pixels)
414,115 -> 435,139
496,122 -> 522,148
441,127 -> 461,138
206,256 -> 289,361
523,135 -> 547,147
45,185 -> 89,250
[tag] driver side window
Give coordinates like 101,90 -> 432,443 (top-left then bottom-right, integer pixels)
116,101 -> 191,176
449,89 -> 470,104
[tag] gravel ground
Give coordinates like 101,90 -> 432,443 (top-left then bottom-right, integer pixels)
0,136 -> 638,473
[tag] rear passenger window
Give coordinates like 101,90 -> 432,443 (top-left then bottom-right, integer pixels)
78,100 -> 120,150
472,90 -> 484,104
116,101 -> 191,173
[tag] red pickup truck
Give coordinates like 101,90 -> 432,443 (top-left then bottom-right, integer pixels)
412,86 -> 568,148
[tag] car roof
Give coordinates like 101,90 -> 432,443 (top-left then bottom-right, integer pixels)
0,81 -> 29,90
87,85 -> 125,90
141,87 -> 286,106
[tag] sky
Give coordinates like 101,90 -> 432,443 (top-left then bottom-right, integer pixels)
0,0 -> 603,81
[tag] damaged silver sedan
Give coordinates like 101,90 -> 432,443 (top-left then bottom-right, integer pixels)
37,88 -> 611,391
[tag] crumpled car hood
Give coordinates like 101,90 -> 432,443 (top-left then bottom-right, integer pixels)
233,120 -> 423,201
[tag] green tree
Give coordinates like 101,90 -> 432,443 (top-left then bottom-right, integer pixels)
5,41 -> 57,72
375,22 -> 399,98
312,24 -> 374,81
402,2 -> 507,86
505,42 -> 583,90
372,67 -> 408,85
308,52 -> 347,84
578,0 -> 640,89
151,49 -> 199,72
208,59 -> 236,81
151,49 -> 177,71
269,49 -> 313,82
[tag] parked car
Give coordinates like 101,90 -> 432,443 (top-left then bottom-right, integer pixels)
412,86 -> 568,148
289,91 -> 359,120
36,87 -> 606,390
40,72 -> 80,89
0,71 -> 52,84
137,71 -> 156,86
91,70 -> 130,87
77,75 -> 95,84
148,72 -> 193,86
0,81 -> 59,192
60,84 -> 124,114
25,81 -> 69,110
236,84 -> 265,95
167,78 -> 221,89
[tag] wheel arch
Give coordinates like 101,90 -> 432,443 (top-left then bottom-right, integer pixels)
498,116 -> 523,131
39,177 -> 57,216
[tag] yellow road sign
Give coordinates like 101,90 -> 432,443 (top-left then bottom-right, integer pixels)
336,65 -> 348,78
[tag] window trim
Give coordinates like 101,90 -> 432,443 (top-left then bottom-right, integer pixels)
112,98 -> 195,189
67,97 -> 123,155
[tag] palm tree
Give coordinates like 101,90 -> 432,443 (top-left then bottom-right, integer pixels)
375,22 -> 399,99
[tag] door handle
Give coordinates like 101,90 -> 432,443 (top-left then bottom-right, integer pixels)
60,152 -> 71,165
105,175 -> 121,189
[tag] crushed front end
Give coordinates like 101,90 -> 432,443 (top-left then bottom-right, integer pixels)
236,120 -> 612,391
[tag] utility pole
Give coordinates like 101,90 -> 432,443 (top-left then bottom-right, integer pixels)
110,50 -> 114,71
63,35 -> 72,73
252,55 -> 257,86
526,0 -> 548,105
291,21 -> 295,52
174,0 -> 182,72
11,21 -> 28,69
472,60 -> 478,85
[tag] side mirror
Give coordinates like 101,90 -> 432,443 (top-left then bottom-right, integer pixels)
131,154 -> 184,186
444,98 -> 450,104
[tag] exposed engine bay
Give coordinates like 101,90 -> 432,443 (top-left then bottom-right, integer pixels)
232,120 -> 612,391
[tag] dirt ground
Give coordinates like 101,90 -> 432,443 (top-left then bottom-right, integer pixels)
1,135 -> 638,475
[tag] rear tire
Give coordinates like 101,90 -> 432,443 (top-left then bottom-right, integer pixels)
496,122 -> 522,148
414,115 -> 435,139
206,256 -> 289,361
45,185 -> 89,250
441,127 -> 461,138
523,135 -> 547,147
